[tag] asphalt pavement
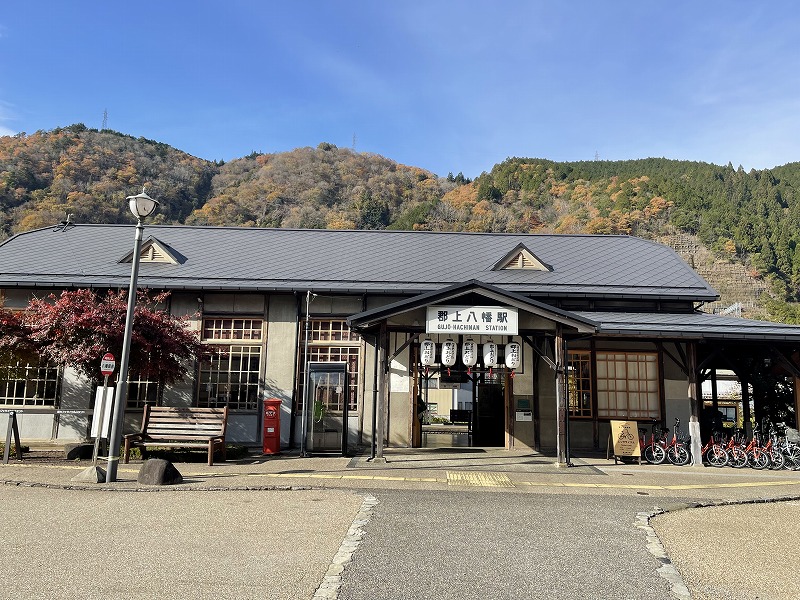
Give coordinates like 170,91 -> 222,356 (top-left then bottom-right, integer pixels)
2,447 -> 799,599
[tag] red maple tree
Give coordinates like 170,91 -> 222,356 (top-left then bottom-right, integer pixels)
7,289 -> 204,385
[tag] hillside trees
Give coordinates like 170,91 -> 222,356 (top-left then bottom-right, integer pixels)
186,144 -> 453,230
0,126 -> 217,237
6,125 -> 800,304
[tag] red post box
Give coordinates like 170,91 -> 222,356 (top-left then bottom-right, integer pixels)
262,398 -> 282,455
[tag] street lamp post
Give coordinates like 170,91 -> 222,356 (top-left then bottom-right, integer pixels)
105,188 -> 159,483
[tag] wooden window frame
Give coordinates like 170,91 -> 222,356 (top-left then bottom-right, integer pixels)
595,351 -> 660,420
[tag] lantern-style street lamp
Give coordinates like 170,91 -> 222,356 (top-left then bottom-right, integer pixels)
420,339 -> 436,367
462,338 -> 477,373
505,342 -> 521,369
105,188 -> 159,483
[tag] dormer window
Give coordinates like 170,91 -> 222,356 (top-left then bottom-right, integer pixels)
493,244 -> 552,271
119,237 -> 180,265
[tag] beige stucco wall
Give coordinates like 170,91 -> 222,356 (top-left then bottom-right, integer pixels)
265,294 -> 298,446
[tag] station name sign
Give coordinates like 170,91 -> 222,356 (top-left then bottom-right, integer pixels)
426,305 -> 519,335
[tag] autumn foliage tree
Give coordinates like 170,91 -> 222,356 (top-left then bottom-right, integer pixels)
12,289 -> 204,386
0,305 -> 37,367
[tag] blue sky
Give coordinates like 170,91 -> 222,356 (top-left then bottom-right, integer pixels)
2,1 -> 800,178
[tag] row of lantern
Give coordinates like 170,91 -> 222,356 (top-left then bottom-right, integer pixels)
420,338 -> 521,369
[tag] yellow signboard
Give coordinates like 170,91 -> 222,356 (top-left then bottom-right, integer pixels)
608,420 -> 641,463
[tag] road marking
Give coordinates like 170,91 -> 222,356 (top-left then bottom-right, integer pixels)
518,479 -> 800,490
7,462 -> 800,491
446,471 -> 515,488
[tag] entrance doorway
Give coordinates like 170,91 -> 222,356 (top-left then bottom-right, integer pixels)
415,366 -> 508,449
474,381 -> 506,447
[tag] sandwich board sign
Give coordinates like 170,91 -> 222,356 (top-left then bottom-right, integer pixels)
608,420 -> 641,464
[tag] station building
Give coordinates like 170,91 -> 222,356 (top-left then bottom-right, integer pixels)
2,224 -> 800,463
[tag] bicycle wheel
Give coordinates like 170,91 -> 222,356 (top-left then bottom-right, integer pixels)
729,446 -> 748,468
704,445 -> 729,467
768,450 -> 785,470
748,449 -> 770,470
786,446 -> 800,469
644,444 -> 666,465
667,444 -> 690,466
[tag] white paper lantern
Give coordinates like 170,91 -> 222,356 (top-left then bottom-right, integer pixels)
483,341 -> 498,368
420,339 -> 436,366
462,339 -> 477,367
505,342 -> 521,369
441,339 -> 457,367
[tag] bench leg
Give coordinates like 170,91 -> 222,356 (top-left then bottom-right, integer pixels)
123,439 -> 130,464
208,442 -> 214,466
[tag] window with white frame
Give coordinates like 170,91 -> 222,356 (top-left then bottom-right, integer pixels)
596,351 -> 660,419
197,318 -> 263,410
126,377 -> 160,409
0,360 -> 61,406
297,319 -> 360,413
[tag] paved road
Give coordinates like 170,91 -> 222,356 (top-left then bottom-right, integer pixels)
4,450 -> 800,599
339,489 -> 688,600
0,486 -> 364,600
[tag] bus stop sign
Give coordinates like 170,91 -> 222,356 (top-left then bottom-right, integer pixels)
100,353 -> 115,377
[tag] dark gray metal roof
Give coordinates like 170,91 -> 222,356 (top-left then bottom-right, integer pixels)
574,311 -> 800,342
0,225 -> 718,301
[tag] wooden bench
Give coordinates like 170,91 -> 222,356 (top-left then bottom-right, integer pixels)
123,405 -> 228,466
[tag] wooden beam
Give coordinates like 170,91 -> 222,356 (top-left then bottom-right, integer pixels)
388,332 -> 420,366
774,348 -> 800,379
662,343 -> 688,376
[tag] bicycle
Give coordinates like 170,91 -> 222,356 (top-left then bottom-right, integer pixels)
724,429 -> 749,469
743,423 -> 770,470
665,418 -> 691,466
701,430 -> 729,467
639,420 -> 666,465
765,425 -> 785,470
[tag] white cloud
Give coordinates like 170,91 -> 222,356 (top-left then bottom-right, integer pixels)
0,100 -> 17,136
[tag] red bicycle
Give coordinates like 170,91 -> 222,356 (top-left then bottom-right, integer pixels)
639,421 -> 666,464
701,431 -> 728,467
664,418 -> 691,466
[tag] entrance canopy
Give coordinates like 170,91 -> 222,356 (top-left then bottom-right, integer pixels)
347,279 -> 596,334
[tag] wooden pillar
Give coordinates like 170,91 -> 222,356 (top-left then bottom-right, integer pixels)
711,370 -> 718,412
375,321 -> 388,460
794,377 -> 800,429
741,370 -> 752,437
555,325 -> 568,466
687,341 -> 703,466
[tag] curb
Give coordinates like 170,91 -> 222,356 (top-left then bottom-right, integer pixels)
313,494 -> 379,600
1,478 -> 316,492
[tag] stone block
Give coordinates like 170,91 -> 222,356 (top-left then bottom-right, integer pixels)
64,443 -> 94,460
137,458 -> 183,485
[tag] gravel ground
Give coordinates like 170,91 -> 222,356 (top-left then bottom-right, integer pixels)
651,501 -> 800,600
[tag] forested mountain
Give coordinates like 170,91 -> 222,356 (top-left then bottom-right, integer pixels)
3,124 -> 800,320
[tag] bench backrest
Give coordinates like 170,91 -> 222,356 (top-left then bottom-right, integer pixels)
141,405 -> 228,439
